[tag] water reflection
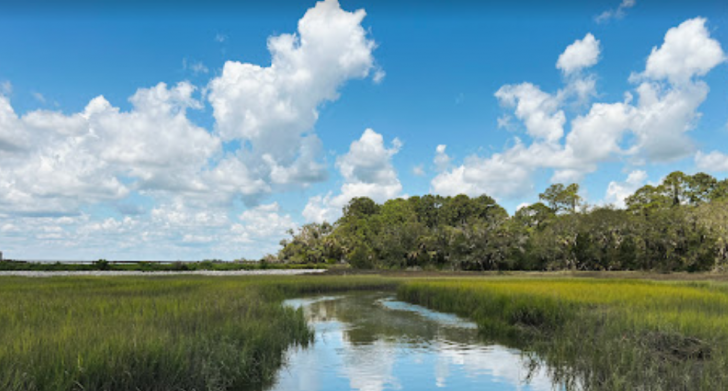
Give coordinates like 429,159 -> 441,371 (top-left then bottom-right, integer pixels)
269,292 -> 563,391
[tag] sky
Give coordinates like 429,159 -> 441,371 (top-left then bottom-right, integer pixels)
0,0 -> 727,260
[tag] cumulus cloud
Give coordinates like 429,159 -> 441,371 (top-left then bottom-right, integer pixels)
0,197 -> 300,260
430,146 -> 533,199
231,203 -> 297,253
0,82 -> 241,217
695,151 -> 728,172
495,83 -> 566,143
432,17 -> 724,201
207,0 -> 377,188
0,96 -> 32,153
303,129 -> 402,223
639,18 -> 726,85
0,0 -> 379,259
557,33 -> 601,75
604,170 -> 648,208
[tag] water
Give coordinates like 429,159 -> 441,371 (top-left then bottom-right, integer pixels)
270,292 -> 563,391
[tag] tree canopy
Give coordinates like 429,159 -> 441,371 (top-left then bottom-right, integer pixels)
276,172 -> 728,272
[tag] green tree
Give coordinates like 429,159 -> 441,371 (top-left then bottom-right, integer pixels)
626,185 -> 671,215
539,183 -> 581,213
710,179 -> 728,201
514,202 -> 556,230
278,222 -> 338,264
687,172 -> 717,205
270,170 -> 728,273
661,171 -> 691,206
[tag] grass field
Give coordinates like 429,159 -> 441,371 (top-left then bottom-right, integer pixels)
0,275 -> 394,391
398,276 -> 728,390
2,272 -> 728,390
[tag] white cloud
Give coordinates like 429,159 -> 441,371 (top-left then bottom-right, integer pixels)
208,0 -> 377,188
556,33 -> 601,75
639,18 -> 725,85
695,151 -> 728,172
565,76 -> 598,104
596,0 -> 636,23
495,83 -> 565,143
629,81 -> 706,161
0,96 -> 31,153
0,0 -> 377,217
231,203 -> 297,252
516,202 -> 531,211
433,17 -> 724,201
151,198 -> 229,229
604,170 -> 648,208
431,141 -> 533,199
336,129 -> 401,187
373,68 -> 386,84
302,193 -> 340,225
0,1 -> 380,259
562,100 -> 633,174
87,83 -> 224,195
303,129 -> 402,223
434,144 -> 451,172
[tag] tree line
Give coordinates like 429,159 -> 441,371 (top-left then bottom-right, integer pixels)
276,171 -> 728,272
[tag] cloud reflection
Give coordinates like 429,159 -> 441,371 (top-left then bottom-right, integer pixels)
271,293 -> 562,391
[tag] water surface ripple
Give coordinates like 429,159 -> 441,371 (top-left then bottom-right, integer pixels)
271,292 -> 563,391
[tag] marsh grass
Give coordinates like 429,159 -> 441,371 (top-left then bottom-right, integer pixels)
0,275 -> 394,391
397,277 -> 728,390
5,273 -> 728,391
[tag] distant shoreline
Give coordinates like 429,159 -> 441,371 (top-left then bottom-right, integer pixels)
0,269 -> 326,277
6,259 -> 228,264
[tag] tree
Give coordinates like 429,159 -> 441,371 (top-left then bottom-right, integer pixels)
687,172 -> 717,205
627,172 -> 717,213
440,194 -> 473,227
409,194 -> 445,228
710,179 -> 728,201
626,185 -> 671,215
661,171 -> 691,206
514,202 -> 555,230
278,222 -> 339,264
372,199 -> 425,268
539,183 -> 581,213
269,170 -> 728,273
342,197 -> 379,221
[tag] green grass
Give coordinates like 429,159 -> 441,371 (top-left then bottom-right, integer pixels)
398,277 -> 728,390
4,273 -> 728,391
0,275 -> 394,391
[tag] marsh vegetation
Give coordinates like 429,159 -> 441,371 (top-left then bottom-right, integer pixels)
2,274 -> 728,390
398,277 -> 728,390
0,275 -> 393,391
278,171 -> 728,272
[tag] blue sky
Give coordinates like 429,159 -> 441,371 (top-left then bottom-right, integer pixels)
0,0 -> 726,260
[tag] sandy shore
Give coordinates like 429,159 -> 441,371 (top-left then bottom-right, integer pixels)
0,269 -> 326,277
